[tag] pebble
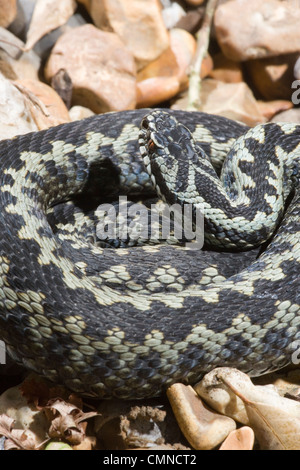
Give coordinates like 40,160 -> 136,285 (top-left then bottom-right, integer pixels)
0,28 -> 40,81
271,108 -> 300,124
0,0 -> 17,28
257,100 -> 293,121
0,73 -> 38,139
172,79 -> 265,126
219,427 -> 255,450
0,383 -> 48,445
80,0 -> 170,71
194,369 -> 249,425
174,9 -> 204,35
184,0 -> 205,5
45,24 -> 136,113
69,105 -> 95,122
209,52 -> 243,83
214,0 -> 300,61
162,2 -> 186,30
137,27 -> 211,107
24,0 -> 76,51
14,78 -> 71,128
245,53 -> 299,101
294,56 -> 300,80
167,383 -> 236,450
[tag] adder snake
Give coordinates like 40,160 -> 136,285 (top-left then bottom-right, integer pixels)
0,109 -> 299,399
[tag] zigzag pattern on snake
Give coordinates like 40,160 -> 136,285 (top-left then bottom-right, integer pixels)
0,109 -> 299,399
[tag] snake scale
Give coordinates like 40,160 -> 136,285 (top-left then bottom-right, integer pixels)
0,109 -> 299,399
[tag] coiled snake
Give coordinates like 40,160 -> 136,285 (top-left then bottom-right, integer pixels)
0,109 -> 299,399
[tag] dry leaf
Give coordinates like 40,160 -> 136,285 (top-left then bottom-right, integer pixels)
45,398 -> 97,445
206,368 -> 300,450
0,414 -> 41,450
25,0 -> 76,51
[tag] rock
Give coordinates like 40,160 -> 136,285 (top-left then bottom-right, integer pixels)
14,79 -> 71,129
80,0 -> 170,70
24,0 -> 76,51
174,8 -> 204,34
162,2 -> 186,29
0,28 -> 40,81
45,24 -> 136,113
167,383 -> 236,450
51,68 -> 73,109
184,0 -> 205,5
137,40 -> 181,107
170,28 -> 210,89
294,56 -> 300,80
0,73 -> 38,140
0,384 -> 48,444
69,105 -> 95,121
137,28 -> 211,107
215,0 -> 300,61
172,79 -> 265,126
30,13 -> 88,62
8,0 -> 36,41
219,427 -> 255,450
256,100 -> 293,121
209,52 -> 243,83
271,108 -> 300,124
245,53 -> 299,101
194,369 -> 250,425
0,0 -> 17,28
137,76 -> 180,107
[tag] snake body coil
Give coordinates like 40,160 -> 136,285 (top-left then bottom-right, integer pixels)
0,109 -> 299,399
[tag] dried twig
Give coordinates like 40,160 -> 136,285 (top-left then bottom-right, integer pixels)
187,0 -> 219,111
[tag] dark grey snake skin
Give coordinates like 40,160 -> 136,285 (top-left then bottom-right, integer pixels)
0,109 -> 299,399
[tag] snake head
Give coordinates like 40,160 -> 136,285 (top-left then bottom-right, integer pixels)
138,110 -> 204,201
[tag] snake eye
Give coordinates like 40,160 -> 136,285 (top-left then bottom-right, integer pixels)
141,118 -> 149,130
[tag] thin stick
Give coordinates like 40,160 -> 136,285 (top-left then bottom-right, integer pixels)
187,0 -> 219,111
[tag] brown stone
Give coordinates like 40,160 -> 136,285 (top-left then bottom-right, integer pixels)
256,100 -> 293,121
79,0 -> 169,70
69,105 -> 94,121
137,76 -> 180,108
184,0 -> 205,5
219,427 -> 255,450
136,38 -> 181,107
0,0 -> 17,28
294,56 -> 300,80
24,0 -> 76,51
0,74 -> 38,140
245,53 -> 299,101
172,79 -> 265,126
14,79 -> 71,129
271,108 -> 300,124
209,52 -> 243,83
137,27 -> 211,107
45,24 -> 136,113
0,28 -> 40,81
167,383 -> 236,450
174,9 -> 204,35
215,0 -> 300,61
